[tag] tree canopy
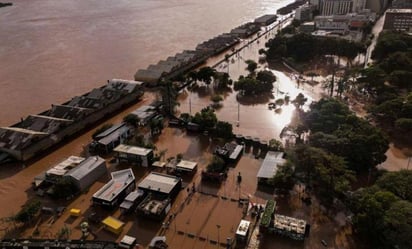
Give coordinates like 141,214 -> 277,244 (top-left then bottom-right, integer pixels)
234,71 -> 275,96
264,33 -> 365,63
304,98 -> 388,173
349,170 -> 412,249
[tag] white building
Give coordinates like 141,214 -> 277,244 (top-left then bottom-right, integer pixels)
320,0 -> 367,15
322,0 -> 354,15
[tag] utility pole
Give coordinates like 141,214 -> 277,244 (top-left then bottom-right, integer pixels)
189,96 -> 192,115
237,102 -> 240,127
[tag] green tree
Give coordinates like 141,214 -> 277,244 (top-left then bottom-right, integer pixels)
376,170 -> 412,201
245,59 -> 258,75
192,107 -> 218,130
52,178 -> 78,199
210,94 -> 223,106
383,200 -> 412,249
270,161 -> 295,191
14,200 -> 42,224
206,155 -> 226,173
291,93 -> 307,109
256,70 -> 277,84
214,121 -> 233,139
268,138 -> 283,151
197,66 -> 216,86
350,188 -> 400,246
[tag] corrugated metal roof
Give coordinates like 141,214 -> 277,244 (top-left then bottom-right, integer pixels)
65,156 -> 106,181
257,151 -> 285,179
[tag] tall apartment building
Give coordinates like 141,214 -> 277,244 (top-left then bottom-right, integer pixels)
322,0 -> 353,15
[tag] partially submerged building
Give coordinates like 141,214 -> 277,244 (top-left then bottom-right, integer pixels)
92,168 -> 136,208
89,123 -> 132,154
175,160 -> 198,175
254,15 -> 278,26
120,189 -> 145,214
257,152 -> 286,184
136,173 -> 182,219
138,172 -> 182,199
44,156 -> 85,184
130,105 -> 157,126
64,156 -> 108,191
260,200 -> 308,241
0,79 -> 143,161
114,144 -> 154,167
214,142 -> 244,162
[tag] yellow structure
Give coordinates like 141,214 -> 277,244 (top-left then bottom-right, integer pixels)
69,208 -> 81,217
102,216 -> 125,235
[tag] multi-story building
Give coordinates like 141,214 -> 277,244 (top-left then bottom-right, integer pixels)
392,0 -> 412,9
296,5 -> 315,21
383,8 -> 412,31
321,0 -> 354,15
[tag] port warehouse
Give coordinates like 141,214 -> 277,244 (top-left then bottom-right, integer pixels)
0,79 -> 144,161
34,156 -> 108,193
134,14 -> 277,85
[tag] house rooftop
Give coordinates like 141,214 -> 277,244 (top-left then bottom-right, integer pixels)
93,168 -> 135,202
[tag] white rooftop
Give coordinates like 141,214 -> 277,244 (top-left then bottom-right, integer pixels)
236,220 -> 251,237
138,172 -> 180,194
114,144 -> 153,156
257,151 -> 286,179
46,156 -> 85,177
93,168 -> 135,202
176,160 -> 198,171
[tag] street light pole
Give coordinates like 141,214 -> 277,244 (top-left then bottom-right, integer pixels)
217,224 -> 221,247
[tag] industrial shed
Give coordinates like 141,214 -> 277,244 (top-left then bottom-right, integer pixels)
64,156 -> 107,191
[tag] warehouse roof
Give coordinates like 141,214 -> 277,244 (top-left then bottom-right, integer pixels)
138,172 -> 181,195
257,151 -> 285,179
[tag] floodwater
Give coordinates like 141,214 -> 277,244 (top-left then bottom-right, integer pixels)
0,0 -> 407,247
0,0 -> 295,127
